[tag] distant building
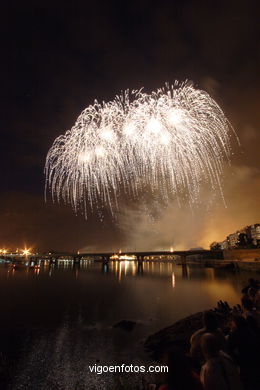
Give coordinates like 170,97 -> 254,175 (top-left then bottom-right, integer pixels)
246,223 -> 260,246
212,223 -> 260,250
227,232 -> 240,248
219,240 -> 228,250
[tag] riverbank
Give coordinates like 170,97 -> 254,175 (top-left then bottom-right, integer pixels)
144,309 -> 229,360
223,248 -> 260,272
182,258 -> 260,272
144,277 -> 260,390
180,249 -> 260,271
144,277 -> 259,373
1,263 -> 259,389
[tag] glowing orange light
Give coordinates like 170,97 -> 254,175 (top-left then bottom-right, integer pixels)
21,248 -> 31,256
172,272 -> 176,288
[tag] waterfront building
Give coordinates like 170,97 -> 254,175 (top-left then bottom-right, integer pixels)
227,232 -> 240,248
219,240 -> 229,250
246,223 -> 260,246
217,223 -> 260,249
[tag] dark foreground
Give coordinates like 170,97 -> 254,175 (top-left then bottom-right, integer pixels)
0,261 -> 259,389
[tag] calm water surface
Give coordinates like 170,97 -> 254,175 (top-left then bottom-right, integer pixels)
0,261 -> 258,389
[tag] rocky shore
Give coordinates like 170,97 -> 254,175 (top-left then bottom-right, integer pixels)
144,307 -> 229,360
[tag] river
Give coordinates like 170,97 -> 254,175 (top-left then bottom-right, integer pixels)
0,261 -> 258,389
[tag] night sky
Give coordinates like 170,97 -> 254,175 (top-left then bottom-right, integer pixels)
2,0 -> 259,252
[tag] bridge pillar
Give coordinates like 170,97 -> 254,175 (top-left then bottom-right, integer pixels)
103,256 -> 109,264
182,263 -> 188,279
137,261 -> 143,275
102,262 -> 109,273
50,256 -> 58,265
137,255 -> 144,263
73,256 -> 80,264
180,254 -> 187,265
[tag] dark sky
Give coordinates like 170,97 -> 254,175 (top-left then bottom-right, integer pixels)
1,0 -> 259,252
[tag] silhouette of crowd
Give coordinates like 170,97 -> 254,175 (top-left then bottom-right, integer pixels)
144,278 -> 260,390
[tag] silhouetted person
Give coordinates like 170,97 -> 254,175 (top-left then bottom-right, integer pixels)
241,295 -> 260,333
247,287 -> 260,311
158,347 -> 203,390
241,278 -> 259,295
200,333 -> 243,390
247,287 -> 256,301
227,314 -> 260,390
190,310 -> 226,363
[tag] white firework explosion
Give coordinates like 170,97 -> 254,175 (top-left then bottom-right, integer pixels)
45,81 -> 234,218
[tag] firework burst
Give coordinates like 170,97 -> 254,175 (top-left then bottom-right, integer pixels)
45,81 -> 234,217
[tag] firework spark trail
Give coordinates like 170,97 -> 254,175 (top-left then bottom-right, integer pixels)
45,82 -> 234,217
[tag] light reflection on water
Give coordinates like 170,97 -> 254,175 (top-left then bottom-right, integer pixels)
0,261 -> 258,389
2,260 -> 255,327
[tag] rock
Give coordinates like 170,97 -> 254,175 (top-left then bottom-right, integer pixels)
113,320 -> 136,332
144,310 -> 228,360
144,312 -> 203,359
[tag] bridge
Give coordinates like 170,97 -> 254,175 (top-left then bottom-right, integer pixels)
79,250 -> 221,260
0,249 -> 222,266
78,250 -> 223,263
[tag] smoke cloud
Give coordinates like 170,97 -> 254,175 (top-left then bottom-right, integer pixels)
113,164 -> 260,251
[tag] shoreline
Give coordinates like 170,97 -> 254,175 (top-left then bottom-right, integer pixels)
180,259 -> 260,272
144,311 -> 205,360
144,305 -> 234,361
